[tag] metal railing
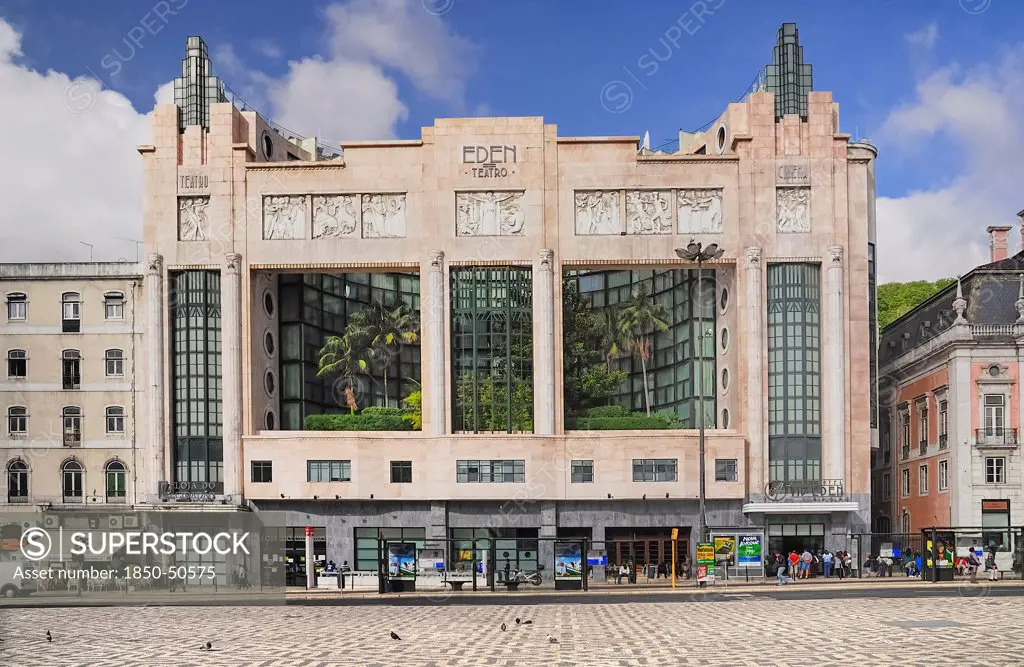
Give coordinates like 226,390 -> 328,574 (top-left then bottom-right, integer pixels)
901,444 -> 910,460
975,428 -> 1018,448
939,433 -> 948,449
919,440 -> 928,455
220,82 -> 342,160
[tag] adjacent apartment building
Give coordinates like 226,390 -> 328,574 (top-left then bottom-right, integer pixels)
0,263 -> 145,507
876,221 -> 1024,565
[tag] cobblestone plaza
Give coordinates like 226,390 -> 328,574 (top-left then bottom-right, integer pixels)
1,593 -> 1020,666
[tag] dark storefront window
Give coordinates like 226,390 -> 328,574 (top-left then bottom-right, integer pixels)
982,500 -> 1011,551
170,270 -> 223,493
355,527 -> 426,572
767,264 -> 822,483
451,267 -> 533,433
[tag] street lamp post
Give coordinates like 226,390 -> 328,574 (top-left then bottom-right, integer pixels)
675,241 -> 724,549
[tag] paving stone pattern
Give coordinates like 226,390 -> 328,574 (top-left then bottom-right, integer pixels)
0,595 -> 1020,666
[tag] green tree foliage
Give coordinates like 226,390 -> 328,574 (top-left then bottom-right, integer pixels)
455,372 -> 534,433
561,280 -> 628,415
618,283 -> 669,416
317,300 -> 419,408
877,278 -> 955,330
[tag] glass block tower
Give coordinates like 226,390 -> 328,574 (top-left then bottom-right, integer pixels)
173,36 -> 227,131
765,23 -> 813,120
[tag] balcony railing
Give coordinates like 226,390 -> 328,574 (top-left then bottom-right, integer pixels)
105,496 -> 127,504
975,428 -> 1018,448
919,440 -> 928,455
901,444 -> 910,460
63,432 -> 81,447
6,495 -> 29,504
939,433 -> 948,449
62,495 -> 83,504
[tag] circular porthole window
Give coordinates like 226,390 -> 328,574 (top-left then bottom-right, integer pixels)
988,364 -> 1001,377
264,331 -> 275,356
265,410 -> 276,430
263,291 -> 275,317
261,131 -> 273,160
721,328 -> 729,351
264,370 -> 276,396
715,124 -> 727,154
721,409 -> 730,429
720,288 -> 729,313
721,368 -> 730,391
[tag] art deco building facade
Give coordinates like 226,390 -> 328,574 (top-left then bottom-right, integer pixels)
124,26 -> 879,573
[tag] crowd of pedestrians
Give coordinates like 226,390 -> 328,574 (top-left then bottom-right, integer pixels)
769,548 -> 853,584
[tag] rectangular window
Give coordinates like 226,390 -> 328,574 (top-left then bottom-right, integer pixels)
456,460 -> 525,483
61,292 -> 81,333
767,263 -> 821,483
939,400 -> 948,448
918,402 -> 928,446
104,293 -> 125,320
982,500 -> 1011,551
985,457 -> 1005,484
900,468 -> 910,497
105,407 -> 125,434
390,460 -> 412,484
570,460 -> 594,483
7,350 -> 26,378
714,459 -> 738,482
918,464 -> 929,495
882,472 -> 891,500
354,527 -> 426,572
62,351 -> 81,390
105,349 -> 124,377
307,460 -> 351,482
632,458 -> 678,482
938,460 -> 949,491
451,267 -> 533,434
251,460 -> 273,483
901,411 -> 910,446
984,395 -> 1005,435
6,293 -> 26,321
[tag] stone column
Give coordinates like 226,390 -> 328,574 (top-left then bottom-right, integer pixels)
146,254 -> 166,500
744,248 -> 764,495
824,245 -> 846,482
426,251 -> 447,436
534,249 -> 555,435
221,253 -> 243,501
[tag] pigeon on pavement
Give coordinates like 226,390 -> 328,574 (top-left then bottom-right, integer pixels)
46,631 -> 52,643
500,623 -> 506,631
390,631 -> 402,641
200,642 -> 212,651
546,635 -> 558,644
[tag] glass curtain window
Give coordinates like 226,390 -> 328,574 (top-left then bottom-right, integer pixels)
767,264 -> 822,483
354,527 -> 426,572
451,267 -> 533,433
277,273 -> 421,430
170,270 -> 224,492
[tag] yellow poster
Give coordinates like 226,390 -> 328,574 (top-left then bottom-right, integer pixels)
458,549 -> 473,562
714,536 -> 735,558
696,543 -> 715,565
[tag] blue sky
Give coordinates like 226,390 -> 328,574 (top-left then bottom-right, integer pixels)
0,0 -> 1022,279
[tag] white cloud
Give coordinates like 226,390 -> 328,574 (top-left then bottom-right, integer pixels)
904,22 -> 939,51
252,39 -> 282,60
875,46 -> 1024,282
0,16 -> 154,263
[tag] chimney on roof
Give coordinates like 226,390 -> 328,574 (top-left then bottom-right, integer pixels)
987,225 -> 1012,263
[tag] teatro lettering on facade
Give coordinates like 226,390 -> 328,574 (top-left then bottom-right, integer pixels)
462,144 -> 517,178
765,479 -> 846,502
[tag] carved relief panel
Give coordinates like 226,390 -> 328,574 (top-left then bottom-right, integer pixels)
312,195 -> 359,239
263,195 -> 307,240
362,194 -> 407,238
178,196 -> 209,242
575,190 -> 620,235
626,190 -> 672,234
776,187 -> 810,233
456,191 -> 526,236
677,189 -> 723,234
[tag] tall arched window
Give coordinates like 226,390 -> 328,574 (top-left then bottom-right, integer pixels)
7,460 -> 28,502
62,406 -> 82,446
7,406 -> 27,436
62,460 -> 83,502
105,461 -> 126,502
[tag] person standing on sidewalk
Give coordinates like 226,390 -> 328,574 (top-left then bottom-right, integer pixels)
967,544 -> 981,584
800,549 -> 813,580
775,552 -> 788,585
788,550 -> 800,580
822,550 -> 833,578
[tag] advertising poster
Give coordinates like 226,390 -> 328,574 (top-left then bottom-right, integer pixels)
737,535 -> 762,568
714,536 -> 736,563
554,542 -> 583,580
388,542 -> 416,581
696,542 -> 715,583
